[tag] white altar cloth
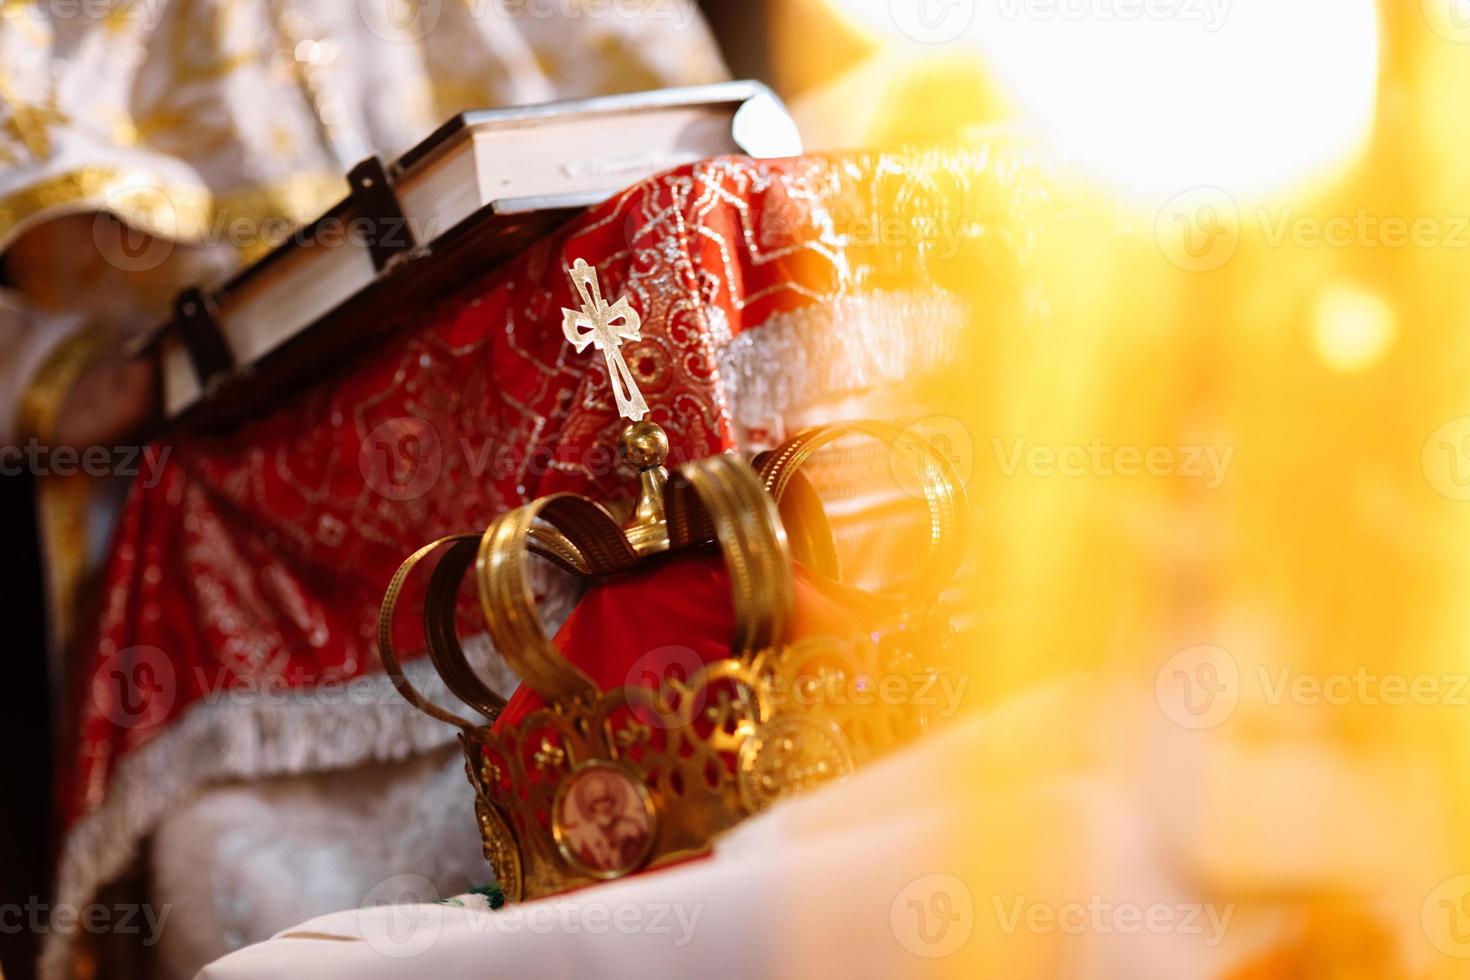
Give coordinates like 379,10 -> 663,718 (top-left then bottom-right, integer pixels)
193,695 -> 1264,980
195,718 -> 984,980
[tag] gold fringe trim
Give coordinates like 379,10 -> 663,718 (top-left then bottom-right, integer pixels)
36,472 -> 92,655
17,326 -> 114,657
0,168 -> 212,251
0,167 -> 346,258
16,325 -> 114,445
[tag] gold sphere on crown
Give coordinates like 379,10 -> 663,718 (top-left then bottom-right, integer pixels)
620,420 -> 669,470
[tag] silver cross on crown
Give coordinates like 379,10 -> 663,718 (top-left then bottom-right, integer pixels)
561,258 -> 649,421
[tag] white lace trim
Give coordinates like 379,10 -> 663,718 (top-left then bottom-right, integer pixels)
716,288 -> 968,428
39,638 -> 523,979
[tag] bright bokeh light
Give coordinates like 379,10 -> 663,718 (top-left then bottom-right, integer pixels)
1312,282 -> 1397,373
827,0 -> 1380,200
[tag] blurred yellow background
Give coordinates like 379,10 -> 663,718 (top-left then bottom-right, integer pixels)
772,0 -> 1470,974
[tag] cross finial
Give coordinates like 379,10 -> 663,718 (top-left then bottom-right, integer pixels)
561,258 -> 649,421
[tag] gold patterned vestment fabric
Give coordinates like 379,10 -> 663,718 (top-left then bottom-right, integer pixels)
0,0 -> 729,254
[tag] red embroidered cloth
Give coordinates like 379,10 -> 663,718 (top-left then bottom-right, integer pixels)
63,145 -> 1042,870
68,156 -> 851,827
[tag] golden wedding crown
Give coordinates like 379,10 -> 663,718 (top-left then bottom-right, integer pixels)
378,259 -> 969,901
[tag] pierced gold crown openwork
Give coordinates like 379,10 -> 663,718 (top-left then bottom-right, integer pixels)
378,259 -> 970,901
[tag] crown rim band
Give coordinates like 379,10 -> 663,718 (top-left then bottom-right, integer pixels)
377,534 -> 485,733
757,421 -> 969,606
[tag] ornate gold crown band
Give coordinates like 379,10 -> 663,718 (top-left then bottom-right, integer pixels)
378,259 -> 969,900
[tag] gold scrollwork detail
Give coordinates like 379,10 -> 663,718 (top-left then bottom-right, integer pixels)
475,796 -> 524,903
737,716 -> 853,814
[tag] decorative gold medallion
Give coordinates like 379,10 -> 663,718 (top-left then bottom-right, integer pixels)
562,257 -> 650,421
551,761 -> 658,880
737,717 -> 853,813
475,796 -> 524,902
